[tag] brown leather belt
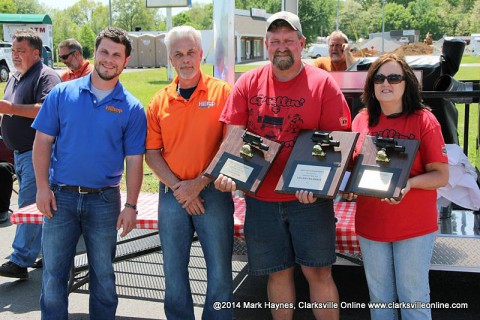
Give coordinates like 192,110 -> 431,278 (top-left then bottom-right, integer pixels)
61,185 -> 117,194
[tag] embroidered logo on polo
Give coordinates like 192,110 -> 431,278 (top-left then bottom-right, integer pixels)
105,106 -> 122,114
198,101 -> 215,108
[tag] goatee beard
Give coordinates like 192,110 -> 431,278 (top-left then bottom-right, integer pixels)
273,51 -> 294,71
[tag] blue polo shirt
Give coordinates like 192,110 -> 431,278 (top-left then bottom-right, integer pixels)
32,74 -> 147,188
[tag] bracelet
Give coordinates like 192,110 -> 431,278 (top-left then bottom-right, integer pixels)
124,202 -> 137,210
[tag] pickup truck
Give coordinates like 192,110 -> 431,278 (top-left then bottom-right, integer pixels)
0,41 -> 15,82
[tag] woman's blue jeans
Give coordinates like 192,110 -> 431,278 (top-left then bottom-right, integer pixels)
40,185 -> 121,320
158,184 -> 234,320
359,232 -> 436,320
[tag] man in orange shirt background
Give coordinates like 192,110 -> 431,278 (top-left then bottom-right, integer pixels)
145,26 -> 234,320
312,30 -> 357,71
58,38 -> 93,81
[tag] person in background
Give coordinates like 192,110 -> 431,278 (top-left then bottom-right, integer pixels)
313,30 -> 357,71
58,38 -> 94,81
0,29 -> 61,279
32,26 -> 146,319
344,53 -> 449,320
0,120 -> 15,224
214,11 -> 351,320
145,26 -> 234,320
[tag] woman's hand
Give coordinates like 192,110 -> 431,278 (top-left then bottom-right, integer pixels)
296,190 -> 317,204
382,179 -> 411,205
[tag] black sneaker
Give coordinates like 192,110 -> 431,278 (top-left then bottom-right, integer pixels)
0,261 -> 28,279
31,258 -> 43,269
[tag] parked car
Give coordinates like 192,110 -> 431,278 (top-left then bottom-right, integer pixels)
399,37 -> 410,44
307,44 -> 329,58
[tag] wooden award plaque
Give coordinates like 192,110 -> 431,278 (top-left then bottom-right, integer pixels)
204,126 -> 281,195
344,136 -> 420,200
274,130 -> 359,198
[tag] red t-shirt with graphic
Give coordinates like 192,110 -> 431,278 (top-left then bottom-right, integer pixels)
352,109 -> 448,242
220,63 -> 351,201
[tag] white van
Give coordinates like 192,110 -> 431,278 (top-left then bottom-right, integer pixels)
307,44 -> 329,58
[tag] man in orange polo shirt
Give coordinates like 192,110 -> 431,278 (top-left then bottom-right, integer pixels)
58,39 -> 93,81
145,26 -> 234,320
313,30 -> 357,71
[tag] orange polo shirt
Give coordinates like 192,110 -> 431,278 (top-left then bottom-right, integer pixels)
312,57 -> 347,71
60,60 -> 94,82
146,72 -> 231,180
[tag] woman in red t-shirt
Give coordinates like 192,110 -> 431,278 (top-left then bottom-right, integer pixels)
346,53 -> 449,320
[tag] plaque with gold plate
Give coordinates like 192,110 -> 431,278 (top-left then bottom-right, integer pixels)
204,126 -> 282,195
274,130 -> 359,198
344,136 -> 419,200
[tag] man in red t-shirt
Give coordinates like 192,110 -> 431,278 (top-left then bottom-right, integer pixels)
215,11 -> 351,320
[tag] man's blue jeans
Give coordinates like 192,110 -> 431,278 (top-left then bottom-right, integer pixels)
158,184 -> 234,320
40,185 -> 120,320
11,150 -> 42,268
359,232 -> 436,320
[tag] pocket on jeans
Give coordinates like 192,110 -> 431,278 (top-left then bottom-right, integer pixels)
99,188 -> 120,203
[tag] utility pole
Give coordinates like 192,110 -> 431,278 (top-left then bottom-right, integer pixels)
109,0 -> 112,26
382,0 -> 386,54
336,0 -> 340,30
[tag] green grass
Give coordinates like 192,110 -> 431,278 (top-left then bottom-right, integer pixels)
460,55 -> 480,64
2,61 -> 478,192
453,66 -> 479,166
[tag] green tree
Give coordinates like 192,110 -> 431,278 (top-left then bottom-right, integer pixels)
470,0 -> 480,33
79,24 -> 96,58
407,0 -> 443,38
300,0 -> 336,43
0,0 -> 16,14
173,3 -> 213,29
340,0 -> 378,41
10,0 -> 43,14
90,5 -> 109,34
51,9 -> 81,56
112,0 -> 158,31
383,2 -> 413,31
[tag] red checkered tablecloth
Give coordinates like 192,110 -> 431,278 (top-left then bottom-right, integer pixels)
11,192 -> 359,254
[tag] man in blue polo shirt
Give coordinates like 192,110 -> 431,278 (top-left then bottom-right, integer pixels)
32,27 -> 146,319
0,29 -> 61,279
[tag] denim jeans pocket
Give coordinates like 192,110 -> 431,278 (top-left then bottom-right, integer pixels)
99,188 -> 120,203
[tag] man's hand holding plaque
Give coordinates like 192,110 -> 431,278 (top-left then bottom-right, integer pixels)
275,130 -> 359,198
204,126 -> 281,195
344,136 -> 419,200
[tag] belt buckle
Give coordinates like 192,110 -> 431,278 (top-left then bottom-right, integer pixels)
78,186 -> 88,194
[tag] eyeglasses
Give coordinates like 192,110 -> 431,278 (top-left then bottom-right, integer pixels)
329,44 -> 343,48
59,51 -> 75,60
373,73 -> 405,84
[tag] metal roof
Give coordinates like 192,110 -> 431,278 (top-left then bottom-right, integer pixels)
0,14 -> 52,25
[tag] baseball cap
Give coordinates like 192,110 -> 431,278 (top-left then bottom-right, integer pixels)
266,11 -> 302,34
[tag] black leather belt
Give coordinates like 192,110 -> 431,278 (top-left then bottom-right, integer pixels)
62,185 -> 117,194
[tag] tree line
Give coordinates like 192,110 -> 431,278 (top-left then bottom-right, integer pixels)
1,0 -> 478,58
